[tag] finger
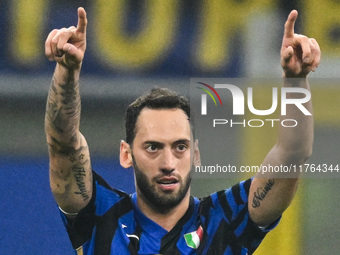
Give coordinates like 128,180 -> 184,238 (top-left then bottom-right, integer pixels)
294,35 -> 312,64
62,43 -> 75,55
62,43 -> 78,61
45,29 -> 58,61
51,27 -> 76,57
50,28 -> 66,57
284,10 -> 298,39
62,43 -> 83,65
309,38 -> 321,71
77,7 -> 87,34
281,46 -> 294,65
56,26 -> 76,56
51,28 -> 66,57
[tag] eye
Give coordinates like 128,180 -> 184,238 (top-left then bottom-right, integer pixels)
146,144 -> 159,152
176,144 -> 187,152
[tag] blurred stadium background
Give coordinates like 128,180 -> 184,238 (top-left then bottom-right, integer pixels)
1,0 -> 340,254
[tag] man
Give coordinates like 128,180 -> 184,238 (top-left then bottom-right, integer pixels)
45,7 -> 320,255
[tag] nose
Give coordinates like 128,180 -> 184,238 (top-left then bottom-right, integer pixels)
160,148 -> 176,173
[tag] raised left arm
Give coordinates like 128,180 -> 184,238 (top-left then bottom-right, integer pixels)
249,10 -> 321,226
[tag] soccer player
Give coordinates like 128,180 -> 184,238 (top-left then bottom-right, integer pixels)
44,7 -> 320,255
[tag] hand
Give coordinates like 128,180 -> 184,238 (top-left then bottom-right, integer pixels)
45,7 -> 87,69
281,10 -> 321,78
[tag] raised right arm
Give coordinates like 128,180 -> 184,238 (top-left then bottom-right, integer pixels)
45,8 -> 92,214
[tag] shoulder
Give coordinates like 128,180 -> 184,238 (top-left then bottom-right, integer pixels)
194,179 -> 273,252
200,178 -> 252,207
91,171 -> 132,215
197,178 -> 252,220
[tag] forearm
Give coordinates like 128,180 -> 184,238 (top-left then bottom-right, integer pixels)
275,77 -> 313,165
249,78 -> 313,226
45,64 -> 93,212
45,64 -> 82,153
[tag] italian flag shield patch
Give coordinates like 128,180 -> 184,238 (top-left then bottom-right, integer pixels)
184,226 -> 203,249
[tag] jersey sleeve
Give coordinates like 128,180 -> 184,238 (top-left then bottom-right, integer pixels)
231,178 -> 280,253
59,170 -> 128,250
200,178 -> 280,254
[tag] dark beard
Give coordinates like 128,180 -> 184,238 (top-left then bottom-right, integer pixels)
132,157 -> 191,214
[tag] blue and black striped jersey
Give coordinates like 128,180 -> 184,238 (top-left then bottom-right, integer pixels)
60,171 -> 279,255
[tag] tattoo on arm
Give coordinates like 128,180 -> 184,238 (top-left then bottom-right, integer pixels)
47,136 -> 75,155
72,166 -> 90,201
46,71 -> 92,206
46,76 -> 80,135
46,81 -> 62,132
252,179 -> 275,208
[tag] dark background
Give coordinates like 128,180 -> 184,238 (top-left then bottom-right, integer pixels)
1,1 -> 339,254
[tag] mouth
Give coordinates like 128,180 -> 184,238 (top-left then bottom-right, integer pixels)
156,177 -> 179,191
156,176 -> 179,184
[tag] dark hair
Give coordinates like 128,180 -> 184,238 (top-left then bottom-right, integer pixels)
125,88 -> 192,145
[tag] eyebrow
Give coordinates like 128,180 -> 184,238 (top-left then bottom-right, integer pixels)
173,139 -> 190,145
144,139 -> 190,146
144,141 -> 164,147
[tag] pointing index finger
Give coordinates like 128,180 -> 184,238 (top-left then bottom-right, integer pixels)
284,10 -> 298,38
76,7 -> 87,33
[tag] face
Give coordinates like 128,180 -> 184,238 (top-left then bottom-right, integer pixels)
130,108 -> 196,214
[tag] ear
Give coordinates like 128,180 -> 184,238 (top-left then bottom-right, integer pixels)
120,140 -> 133,168
193,139 -> 201,166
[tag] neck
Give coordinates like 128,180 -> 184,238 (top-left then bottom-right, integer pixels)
137,191 -> 191,232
